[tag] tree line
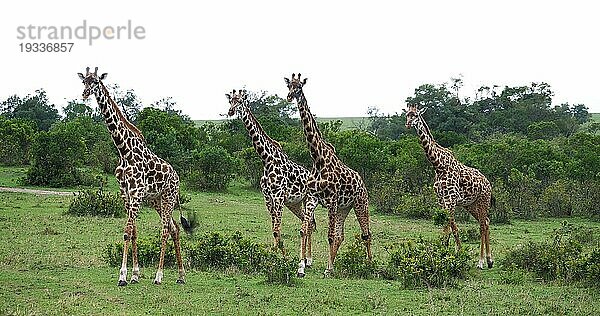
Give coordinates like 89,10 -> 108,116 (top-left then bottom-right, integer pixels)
1,80 -> 598,221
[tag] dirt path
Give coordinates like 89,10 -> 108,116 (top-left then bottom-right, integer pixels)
0,187 -> 74,196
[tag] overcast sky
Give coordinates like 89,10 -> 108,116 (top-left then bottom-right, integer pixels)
1,0 -> 599,119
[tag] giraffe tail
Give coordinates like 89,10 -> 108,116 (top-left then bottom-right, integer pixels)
177,195 -> 194,234
490,194 -> 496,208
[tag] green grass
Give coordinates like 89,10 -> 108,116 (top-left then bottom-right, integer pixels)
591,113 -> 600,122
195,117 -> 372,131
0,167 -> 599,315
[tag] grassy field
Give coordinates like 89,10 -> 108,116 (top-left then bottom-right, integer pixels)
592,113 -> 600,122
195,117 -> 373,131
0,167 -> 598,315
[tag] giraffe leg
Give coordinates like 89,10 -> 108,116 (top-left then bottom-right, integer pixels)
130,223 -> 140,283
477,219 -> 486,269
354,195 -> 372,261
118,198 -> 140,286
270,198 -> 286,256
305,195 -> 318,268
170,217 -> 186,283
287,202 -> 308,277
449,216 -> 461,251
325,202 -> 338,277
154,197 -> 174,285
329,207 -> 351,276
484,216 -> 493,268
117,191 -> 130,286
118,237 -> 130,286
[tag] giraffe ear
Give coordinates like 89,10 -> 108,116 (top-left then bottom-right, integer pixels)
77,73 -> 85,80
302,78 -> 308,85
225,93 -> 231,100
284,77 -> 291,85
99,73 -> 108,80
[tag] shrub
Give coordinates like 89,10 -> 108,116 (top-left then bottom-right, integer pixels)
541,179 -> 574,217
0,117 -> 35,165
334,235 -> 379,279
371,171 -> 440,219
432,208 -> 449,227
384,238 -> 471,288
237,147 -> 263,189
571,180 -> 600,219
370,171 -> 405,214
187,146 -> 239,191
490,179 -> 511,224
395,189 -> 440,219
26,129 -> 92,187
506,169 -> 541,219
104,233 -> 180,268
103,231 -> 298,285
501,222 -> 600,285
67,180 -> 123,217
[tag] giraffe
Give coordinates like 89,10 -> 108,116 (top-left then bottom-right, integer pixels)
405,104 -> 493,269
226,89 -> 318,277
77,67 -> 192,285
284,73 -> 372,276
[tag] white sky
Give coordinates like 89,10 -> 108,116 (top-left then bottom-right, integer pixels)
1,0 -> 599,119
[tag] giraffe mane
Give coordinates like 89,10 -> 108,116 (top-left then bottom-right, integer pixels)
100,82 -> 146,143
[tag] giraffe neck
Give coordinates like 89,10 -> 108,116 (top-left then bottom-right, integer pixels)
238,104 -> 281,162
93,82 -> 144,158
295,92 -> 326,161
414,116 -> 455,170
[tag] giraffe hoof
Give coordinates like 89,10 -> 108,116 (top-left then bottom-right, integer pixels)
130,279 -> 138,284
176,279 -> 185,284
117,280 -> 128,287
297,272 -> 305,278
154,280 -> 161,285
323,269 -> 333,278
487,259 -> 494,269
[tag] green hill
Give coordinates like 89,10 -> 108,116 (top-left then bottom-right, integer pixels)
194,117 -> 372,131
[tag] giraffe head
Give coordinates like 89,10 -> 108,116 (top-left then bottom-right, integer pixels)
405,104 -> 427,130
77,67 -> 107,100
225,89 -> 249,117
284,73 -> 307,102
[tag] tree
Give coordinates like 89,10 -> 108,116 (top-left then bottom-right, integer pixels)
26,126 -> 89,187
136,107 -> 200,176
107,84 -> 143,123
0,117 -> 35,165
1,89 -> 59,131
63,100 -> 98,122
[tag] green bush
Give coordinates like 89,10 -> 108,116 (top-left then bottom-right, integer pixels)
370,171 -> 405,214
501,222 -> 600,285
103,231 -> 298,285
395,189 -> 440,219
334,235 -> 378,279
490,179 -> 511,224
67,182 -> 123,217
541,179 -> 574,217
26,129 -> 92,187
384,238 -> 471,288
187,146 -> 239,191
0,117 -> 35,165
237,146 -> 263,189
104,233 -> 180,268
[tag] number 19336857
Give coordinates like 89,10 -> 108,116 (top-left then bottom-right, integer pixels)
19,42 -> 74,53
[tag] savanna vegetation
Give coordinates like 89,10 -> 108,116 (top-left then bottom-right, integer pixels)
1,79 -> 599,315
